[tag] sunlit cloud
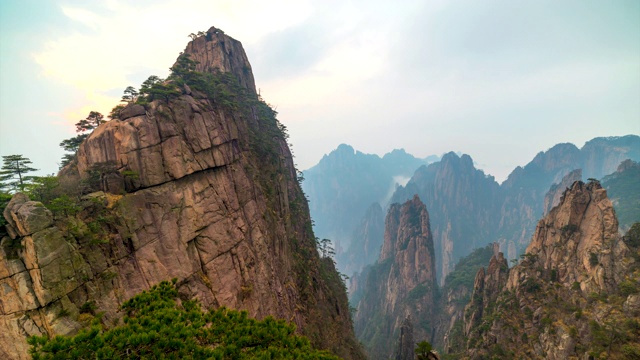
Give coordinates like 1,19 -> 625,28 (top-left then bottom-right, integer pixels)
31,0 -> 314,127
19,0 -> 640,180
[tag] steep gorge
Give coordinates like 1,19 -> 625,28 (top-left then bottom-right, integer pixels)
0,27 -> 363,359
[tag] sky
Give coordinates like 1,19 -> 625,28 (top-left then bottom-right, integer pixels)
0,0 -> 639,183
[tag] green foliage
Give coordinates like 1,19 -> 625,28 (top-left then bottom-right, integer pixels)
29,281 -> 337,359
318,238 -> 335,259
59,134 -> 89,153
619,280 -> 639,296
24,176 -> 60,205
82,161 -> 118,193
47,195 -> 81,218
79,301 -> 97,315
137,75 -> 181,104
109,104 -> 126,120
76,111 -> 105,133
621,343 -> 640,358
444,244 -> 495,290
571,281 -> 581,291
0,154 -> 38,192
120,86 -> 139,103
169,54 -> 198,83
56,308 -> 70,319
59,111 -> 106,167
406,283 -> 430,302
624,222 -> 640,250
415,340 -> 433,360
522,277 -> 541,293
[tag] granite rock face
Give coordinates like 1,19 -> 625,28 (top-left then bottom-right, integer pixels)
391,152 -> 502,284
183,26 -> 256,93
0,28 -> 362,359
523,181 -> 629,294
354,195 -> 436,359
461,181 -> 638,359
543,169 -> 582,215
394,316 -> 414,360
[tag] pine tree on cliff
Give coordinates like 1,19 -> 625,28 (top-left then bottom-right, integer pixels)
59,111 -> 107,168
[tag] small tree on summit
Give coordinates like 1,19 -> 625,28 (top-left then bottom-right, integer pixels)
59,111 -> 107,168
0,154 -> 38,192
75,111 -> 105,133
121,86 -> 139,103
137,75 -> 181,103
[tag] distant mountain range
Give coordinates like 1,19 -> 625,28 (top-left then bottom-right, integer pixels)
303,135 -> 640,283
301,144 -> 438,254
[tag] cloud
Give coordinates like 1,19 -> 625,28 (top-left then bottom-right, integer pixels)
26,0 -> 640,181
31,0 -> 315,124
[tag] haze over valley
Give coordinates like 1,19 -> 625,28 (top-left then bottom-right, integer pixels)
0,1 -> 639,359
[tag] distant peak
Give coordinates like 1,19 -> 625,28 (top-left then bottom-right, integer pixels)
335,143 -> 355,154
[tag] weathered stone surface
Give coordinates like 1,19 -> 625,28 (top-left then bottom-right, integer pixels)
182,26 -> 256,93
3,195 -> 52,238
523,181 -> 629,294
390,152 -> 502,285
543,169 -> 582,215
462,181 -> 638,359
119,103 -> 146,120
355,195 -> 436,359
394,316 -> 414,360
0,27 -> 363,360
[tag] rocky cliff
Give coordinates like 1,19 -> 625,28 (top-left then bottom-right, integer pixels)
458,181 -> 639,359
581,135 -> 640,180
498,135 -> 640,260
0,27 -> 363,359
431,244 -> 495,354
354,195 -> 436,359
391,152 -> 502,284
543,169 -> 582,215
302,145 -> 429,269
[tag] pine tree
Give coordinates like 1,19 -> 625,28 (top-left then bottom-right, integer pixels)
28,280 -> 340,359
59,111 -> 106,168
0,154 -> 38,192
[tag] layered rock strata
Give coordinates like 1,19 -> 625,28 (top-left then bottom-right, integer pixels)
354,195 -> 436,359
0,27 -> 363,359
461,181 -> 638,359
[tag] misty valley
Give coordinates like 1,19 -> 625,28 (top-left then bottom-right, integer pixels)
1,23 -> 639,360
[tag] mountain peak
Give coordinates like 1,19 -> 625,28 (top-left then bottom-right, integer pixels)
182,26 -> 256,93
523,180 -> 629,294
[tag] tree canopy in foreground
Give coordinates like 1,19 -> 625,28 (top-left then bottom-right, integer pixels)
29,280 -> 339,359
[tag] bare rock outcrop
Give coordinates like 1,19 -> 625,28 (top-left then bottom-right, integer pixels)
354,195 -> 436,359
0,29 -> 362,359
543,168 -> 582,215
461,181 -> 639,359
183,26 -> 256,93
520,180 -> 629,294
394,316 -> 414,360
463,249 -> 509,339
